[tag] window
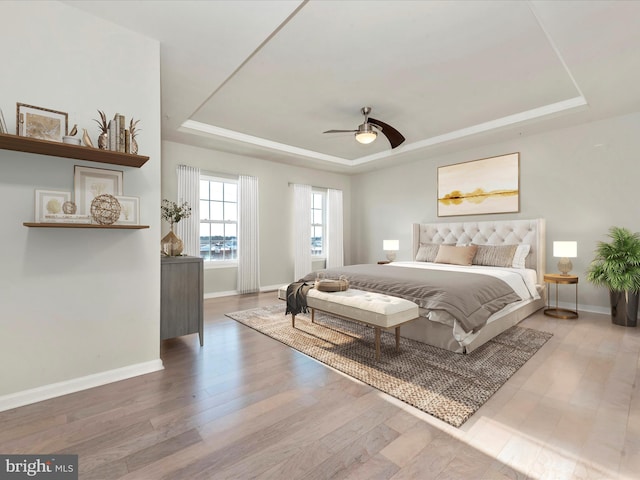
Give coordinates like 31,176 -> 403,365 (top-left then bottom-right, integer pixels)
311,190 -> 325,257
199,176 -> 238,262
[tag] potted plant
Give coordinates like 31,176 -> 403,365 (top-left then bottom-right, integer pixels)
160,199 -> 191,256
586,226 -> 640,326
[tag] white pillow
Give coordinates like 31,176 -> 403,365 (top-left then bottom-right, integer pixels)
512,244 -> 530,269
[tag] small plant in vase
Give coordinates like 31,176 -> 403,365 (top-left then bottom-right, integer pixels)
93,110 -> 108,150
161,199 -> 192,256
130,118 -> 141,154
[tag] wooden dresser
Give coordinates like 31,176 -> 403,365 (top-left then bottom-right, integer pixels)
161,255 -> 204,345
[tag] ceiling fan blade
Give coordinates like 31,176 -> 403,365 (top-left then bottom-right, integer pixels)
368,117 -> 406,149
323,129 -> 358,134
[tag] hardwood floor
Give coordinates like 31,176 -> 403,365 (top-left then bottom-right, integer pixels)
1,292 -> 639,479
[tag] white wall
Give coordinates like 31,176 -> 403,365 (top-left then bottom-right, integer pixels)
162,112 -> 640,313
0,2 -> 162,406
161,140 -> 351,295
351,112 -> 640,313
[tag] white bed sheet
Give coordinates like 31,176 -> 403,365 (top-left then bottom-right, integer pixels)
384,261 -> 540,346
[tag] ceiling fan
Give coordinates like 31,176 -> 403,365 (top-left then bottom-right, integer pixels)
323,106 -> 406,149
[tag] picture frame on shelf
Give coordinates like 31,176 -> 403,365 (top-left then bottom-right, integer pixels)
74,165 -> 123,215
114,195 -> 140,225
16,103 -> 68,142
34,190 -> 71,223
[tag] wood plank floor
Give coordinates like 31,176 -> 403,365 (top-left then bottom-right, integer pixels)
1,292 -> 639,479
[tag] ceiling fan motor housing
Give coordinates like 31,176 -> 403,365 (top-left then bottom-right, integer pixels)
355,123 -> 378,144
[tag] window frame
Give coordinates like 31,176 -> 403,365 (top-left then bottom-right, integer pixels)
199,174 -> 238,268
311,188 -> 326,259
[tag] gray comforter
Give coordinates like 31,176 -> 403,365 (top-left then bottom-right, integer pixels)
300,264 -> 521,333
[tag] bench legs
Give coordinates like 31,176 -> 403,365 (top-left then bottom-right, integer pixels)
292,309 -> 315,329
291,309 -> 402,361
374,326 -> 402,360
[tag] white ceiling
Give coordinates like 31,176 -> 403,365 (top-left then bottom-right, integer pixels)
63,0 -> 640,173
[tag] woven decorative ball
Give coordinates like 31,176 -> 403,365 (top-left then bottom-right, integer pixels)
62,201 -> 77,214
90,194 -> 121,225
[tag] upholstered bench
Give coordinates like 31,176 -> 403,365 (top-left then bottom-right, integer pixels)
279,286 -> 419,360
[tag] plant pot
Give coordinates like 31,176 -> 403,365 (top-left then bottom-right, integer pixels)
609,290 -> 639,327
98,132 -> 108,150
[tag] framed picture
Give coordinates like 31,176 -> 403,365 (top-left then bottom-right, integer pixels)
74,165 -> 123,215
115,196 -> 140,225
34,190 -> 71,222
437,152 -> 520,217
16,103 -> 68,142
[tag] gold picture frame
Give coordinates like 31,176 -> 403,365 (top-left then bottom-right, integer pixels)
16,103 -> 68,142
437,152 -> 520,217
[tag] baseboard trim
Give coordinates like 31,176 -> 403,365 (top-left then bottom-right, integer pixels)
204,285 -> 280,299
0,359 -> 164,413
204,290 -> 238,299
260,284 -> 281,293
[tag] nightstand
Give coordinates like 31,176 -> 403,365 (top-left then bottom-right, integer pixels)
544,273 -> 578,319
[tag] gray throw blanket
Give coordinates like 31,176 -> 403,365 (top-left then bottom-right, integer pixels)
300,264 -> 521,333
285,281 -> 313,317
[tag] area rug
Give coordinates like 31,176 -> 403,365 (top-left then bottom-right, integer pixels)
226,304 -> 552,427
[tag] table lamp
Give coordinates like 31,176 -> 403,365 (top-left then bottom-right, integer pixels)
383,240 -> 399,262
553,241 -> 577,275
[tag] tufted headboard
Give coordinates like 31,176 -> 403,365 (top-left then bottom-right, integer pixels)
412,218 -> 546,283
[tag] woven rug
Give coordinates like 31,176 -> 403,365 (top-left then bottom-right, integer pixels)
226,304 -> 552,427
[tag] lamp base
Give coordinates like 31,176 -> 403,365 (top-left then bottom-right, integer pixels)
386,251 -> 396,262
557,257 -> 573,275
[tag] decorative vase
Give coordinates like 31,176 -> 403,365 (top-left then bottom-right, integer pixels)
98,132 -> 108,150
131,138 -> 138,155
161,224 -> 183,256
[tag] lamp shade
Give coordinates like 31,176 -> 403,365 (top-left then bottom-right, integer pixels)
383,240 -> 399,251
355,131 -> 377,144
553,241 -> 577,258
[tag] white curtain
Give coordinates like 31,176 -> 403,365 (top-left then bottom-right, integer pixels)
326,188 -> 344,268
176,165 -> 200,257
238,175 -> 260,294
293,183 -> 312,281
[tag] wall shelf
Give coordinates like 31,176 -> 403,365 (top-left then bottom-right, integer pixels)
23,222 -> 149,229
0,133 -> 149,167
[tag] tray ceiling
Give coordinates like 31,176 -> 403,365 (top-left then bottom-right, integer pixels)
64,0 -> 640,173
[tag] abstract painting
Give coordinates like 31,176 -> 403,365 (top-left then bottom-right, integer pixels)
438,153 -> 519,217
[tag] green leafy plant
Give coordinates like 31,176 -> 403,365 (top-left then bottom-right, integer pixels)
161,199 -> 191,225
586,226 -> 640,293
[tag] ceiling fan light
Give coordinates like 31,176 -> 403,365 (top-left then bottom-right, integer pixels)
355,131 -> 377,144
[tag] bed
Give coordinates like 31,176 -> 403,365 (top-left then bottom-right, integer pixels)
300,218 -> 546,353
